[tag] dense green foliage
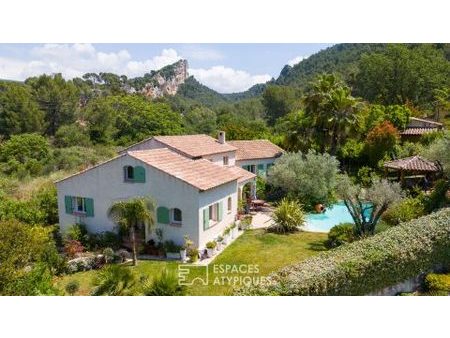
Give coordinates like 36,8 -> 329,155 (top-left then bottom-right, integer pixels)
236,208 -> 450,295
0,220 -> 60,295
382,197 -> 426,226
91,265 -> 136,296
268,151 -> 340,209
142,269 -> 187,296
325,223 -> 356,248
424,273 -> 450,293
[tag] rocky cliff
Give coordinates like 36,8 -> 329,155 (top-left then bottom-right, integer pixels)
139,59 -> 188,99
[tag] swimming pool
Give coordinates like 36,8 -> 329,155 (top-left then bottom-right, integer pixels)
305,201 -> 371,232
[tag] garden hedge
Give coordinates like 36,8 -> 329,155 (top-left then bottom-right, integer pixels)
236,208 -> 450,295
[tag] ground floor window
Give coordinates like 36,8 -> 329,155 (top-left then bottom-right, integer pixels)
227,197 -> 232,213
172,208 -> 182,224
73,196 -> 86,213
203,201 -> 223,230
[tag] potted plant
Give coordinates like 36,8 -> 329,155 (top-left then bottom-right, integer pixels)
188,248 -> 199,263
223,227 -> 231,245
180,235 -> 193,262
230,222 -> 238,239
205,241 -> 217,258
164,240 -> 181,259
216,235 -> 224,251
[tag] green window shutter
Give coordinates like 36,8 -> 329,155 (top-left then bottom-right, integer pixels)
64,195 -> 73,214
157,207 -> 170,224
85,198 -> 94,217
257,164 -> 265,176
203,207 -> 209,230
218,201 -> 223,222
134,166 -> 146,183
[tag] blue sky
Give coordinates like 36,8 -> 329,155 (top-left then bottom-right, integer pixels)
0,43 -> 333,93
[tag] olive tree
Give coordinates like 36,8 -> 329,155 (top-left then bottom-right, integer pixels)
336,174 -> 403,236
268,151 -> 340,209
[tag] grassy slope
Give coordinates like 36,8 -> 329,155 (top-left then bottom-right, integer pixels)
55,229 -> 327,296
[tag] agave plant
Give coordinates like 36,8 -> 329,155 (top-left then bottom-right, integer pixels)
270,198 -> 305,233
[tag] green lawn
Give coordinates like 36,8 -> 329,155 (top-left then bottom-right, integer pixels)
55,229 -> 327,296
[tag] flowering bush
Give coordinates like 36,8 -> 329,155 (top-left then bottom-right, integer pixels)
236,208 -> 450,295
64,240 -> 85,259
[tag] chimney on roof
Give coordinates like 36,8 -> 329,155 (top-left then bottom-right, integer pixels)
218,131 -> 226,144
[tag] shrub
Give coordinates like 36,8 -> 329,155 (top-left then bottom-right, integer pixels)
143,269 -> 187,296
269,198 -> 305,233
236,208 -> 450,295
164,240 -> 181,253
87,231 -> 121,251
65,224 -> 89,246
54,125 -> 91,148
382,197 -> 425,226
65,280 -> 80,296
91,265 -> 136,296
424,179 -> 449,213
325,223 -> 356,248
188,248 -> 199,262
239,215 -> 253,230
424,273 -> 450,292
116,249 -> 131,263
0,133 -> 50,177
206,241 -> 217,249
64,240 -> 85,259
103,247 -> 115,264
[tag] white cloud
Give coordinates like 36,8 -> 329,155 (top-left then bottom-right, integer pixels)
190,66 -> 271,93
182,46 -> 224,61
287,55 -> 308,66
0,44 -> 270,93
0,44 -> 182,80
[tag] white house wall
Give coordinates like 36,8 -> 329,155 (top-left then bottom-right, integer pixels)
56,154 -> 199,247
197,181 -> 237,248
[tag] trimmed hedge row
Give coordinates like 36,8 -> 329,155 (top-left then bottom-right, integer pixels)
236,208 -> 450,295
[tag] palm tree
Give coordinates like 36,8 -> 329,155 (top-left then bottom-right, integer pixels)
107,197 -> 156,266
91,265 -> 136,296
304,74 -> 363,155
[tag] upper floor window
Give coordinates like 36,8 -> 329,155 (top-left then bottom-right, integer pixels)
124,165 -> 134,181
123,165 -> 146,183
223,156 -> 229,165
172,208 -> 182,224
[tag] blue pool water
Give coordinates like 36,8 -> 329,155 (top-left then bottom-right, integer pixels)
305,201 -> 371,232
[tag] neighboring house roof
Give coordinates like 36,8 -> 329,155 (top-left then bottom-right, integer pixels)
384,155 -> 440,172
227,140 -> 284,161
226,165 -> 257,184
408,117 -> 443,127
401,127 -> 439,136
129,148 -> 241,191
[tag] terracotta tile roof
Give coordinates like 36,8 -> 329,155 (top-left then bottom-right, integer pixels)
401,127 -> 439,136
227,166 -> 256,184
128,149 -> 241,191
227,140 -> 284,161
153,134 -> 237,158
408,117 -> 443,127
384,156 -> 440,172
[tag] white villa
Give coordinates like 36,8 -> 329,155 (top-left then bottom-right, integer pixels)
56,132 -> 284,249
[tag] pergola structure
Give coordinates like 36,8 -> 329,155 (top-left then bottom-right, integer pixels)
383,155 -> 441,186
